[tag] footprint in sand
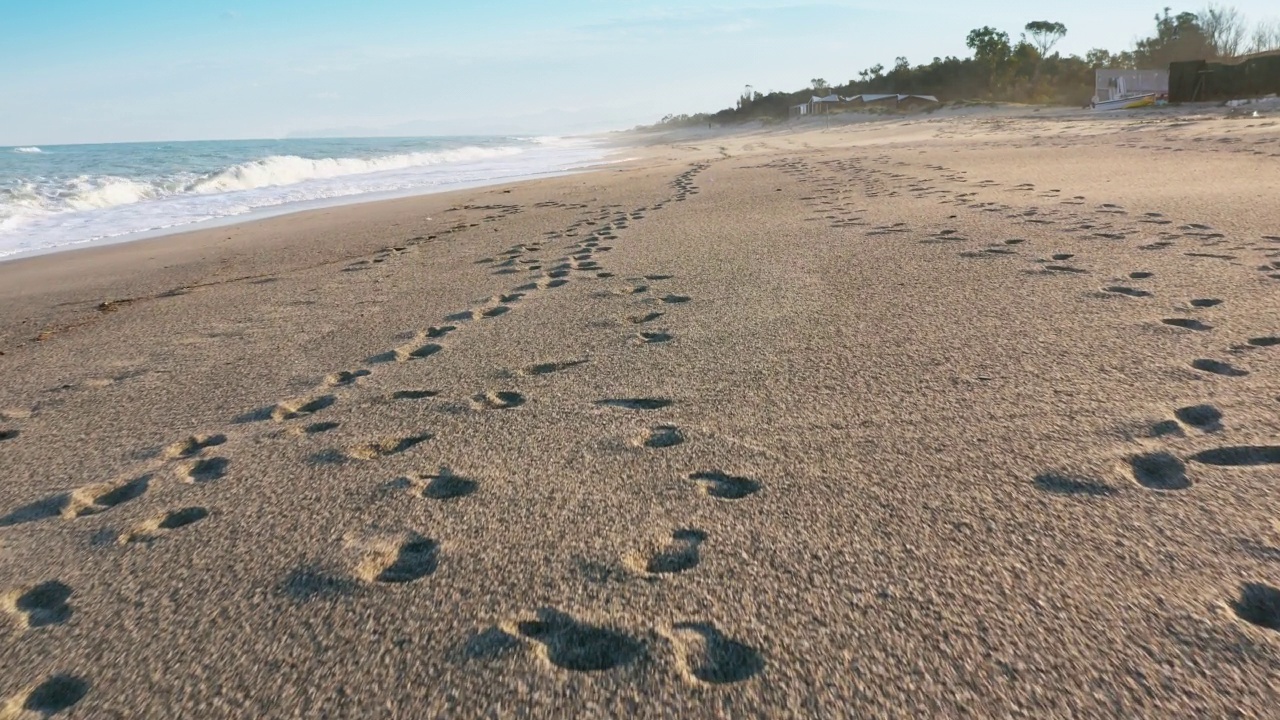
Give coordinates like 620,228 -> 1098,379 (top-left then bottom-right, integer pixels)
1175,404 -> 1223,431
163,434 -> 226,459
403,342 -> 445,360
355,533 -> 439,584
637,331 -> 673,344
1103,286 -> 1153,298
324,369 -> 371,387
180,456 -> 230,483
628,312 -> 664,324
2,581 -> 73,628
396,469 -> 478,500
0,475 -> 152,527
392,390 -> 439,400
1191,358 -> 1249,377
669,623 -> 765,684
372,340 -> 443,363
269,395 -> 336,422
471,391 -> 525,410
340,434 -> 432,462
1162,318 -> 1213,331
1189,446 -> 1280,467
634,529 -> 707,574
0,429 -> 17,443
425,325 -> 458,339
1233,583 -> 1280,632
1190,298 -> 1224,308
510,609 -> 645,672
120,507 -> 210,544
638,425 -> 684,448
687,471 -> 761,499
63,475 -> 151,518
597,398 -> 674,411
1127,452 -> 1190,490
2,675 -> 90,718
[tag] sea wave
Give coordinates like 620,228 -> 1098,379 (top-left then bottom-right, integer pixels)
189,146 -> 524,195
0,144 -> 529,220
13,147 -> 42,153
0,136 -> 607,260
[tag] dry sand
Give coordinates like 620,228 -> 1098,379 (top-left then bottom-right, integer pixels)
1,107 -> 1279,717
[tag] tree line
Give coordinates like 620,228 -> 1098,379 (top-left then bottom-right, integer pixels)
650,4 -> 1280,128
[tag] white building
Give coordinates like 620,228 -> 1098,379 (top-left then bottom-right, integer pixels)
1094,69 -> 1169,104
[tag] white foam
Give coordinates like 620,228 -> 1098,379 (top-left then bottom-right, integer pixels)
189,146 -> 525,195
12,147 -> 42,154
0,138 -> 608,260
65,176 -> 164,211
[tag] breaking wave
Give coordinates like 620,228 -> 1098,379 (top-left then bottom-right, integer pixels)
4,145 -> 529,219
188,146 -> 524,195
13,147 -> 42,153
0,136 -> 607,259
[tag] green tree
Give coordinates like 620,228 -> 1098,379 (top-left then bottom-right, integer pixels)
1011,37 -> 1041,81
1133,9 -> 1213,67
966,26 -> 1012,63
1024,21 -> 1068,57
810,78 -> 829,93
966,26 -> 1012,93
1085,48 -> 1113,68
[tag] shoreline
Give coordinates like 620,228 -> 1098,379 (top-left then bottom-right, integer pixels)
0,136 -> 628,264
0,165 -> 607,265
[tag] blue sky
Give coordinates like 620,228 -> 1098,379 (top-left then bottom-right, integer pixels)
2,1 -> 1277,144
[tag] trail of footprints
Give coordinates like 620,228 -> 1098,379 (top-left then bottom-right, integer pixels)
776,147 -> 1280,640
0,161 -> 764,710
14,145 -> 1274,702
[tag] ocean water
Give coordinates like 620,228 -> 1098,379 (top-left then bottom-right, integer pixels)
0,136 -> 608,260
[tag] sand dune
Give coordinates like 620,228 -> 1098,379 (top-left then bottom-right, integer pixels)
1,107 -> 1279,717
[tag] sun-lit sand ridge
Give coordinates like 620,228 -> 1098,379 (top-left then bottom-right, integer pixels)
1,106 -> 1279,717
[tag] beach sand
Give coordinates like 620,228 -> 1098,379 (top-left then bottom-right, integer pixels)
2,107 -> 1279,717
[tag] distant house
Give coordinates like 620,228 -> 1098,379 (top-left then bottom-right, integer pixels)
790,93 -> 939,120
809,94 -> 843,114
845,94 -> 939,110
1094,69 -> 1169,105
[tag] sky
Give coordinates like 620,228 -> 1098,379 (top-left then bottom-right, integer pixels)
2,0 -> 1278,145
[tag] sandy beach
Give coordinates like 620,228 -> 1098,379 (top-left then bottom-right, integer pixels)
2,107 -> 1279,717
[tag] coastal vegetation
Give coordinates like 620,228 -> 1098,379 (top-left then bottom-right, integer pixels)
650,4 -> 1280,128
